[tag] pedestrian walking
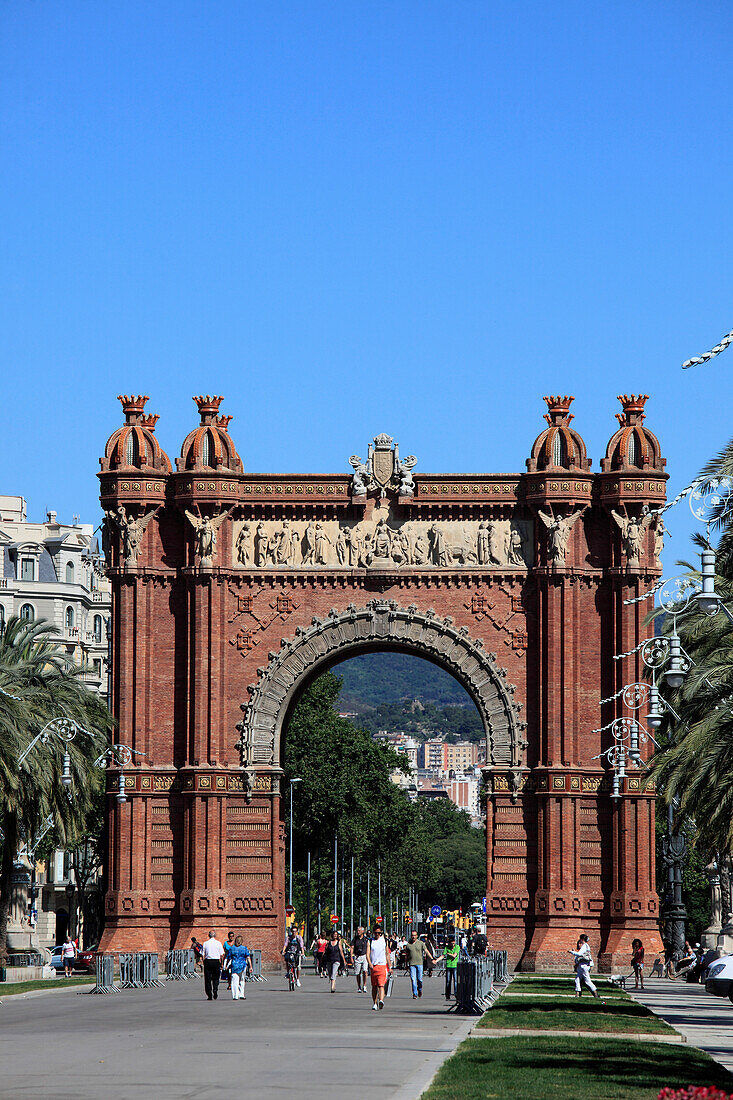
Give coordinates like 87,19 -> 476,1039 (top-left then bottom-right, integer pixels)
229,936 -> 253,1000
443,935 -> 459,999
314,931 -> 328,977
223,931 -> 235,990
190,936 -> 203,972
61,934 -> 76,977
631,938 -> 645,990
323,930 -> 346,993
404,929 -> 437,1000
425,931 -> 438,977
569,934 -> 601,1000
351,926 -> 369,993
664,938 -> 676,980
201,930 -> 225,1000
366,926 -> 391,1011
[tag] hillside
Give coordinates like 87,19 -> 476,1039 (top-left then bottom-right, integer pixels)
331,652 -> 483,742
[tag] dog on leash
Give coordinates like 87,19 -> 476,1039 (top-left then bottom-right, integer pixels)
609,973 -> 628,989
649,957 -> 663,977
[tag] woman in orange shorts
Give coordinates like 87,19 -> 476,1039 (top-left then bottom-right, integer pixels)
366,926 -> 391,1010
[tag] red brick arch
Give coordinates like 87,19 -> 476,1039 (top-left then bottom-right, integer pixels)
240,600 -> 525,773
97,398 -> 667,970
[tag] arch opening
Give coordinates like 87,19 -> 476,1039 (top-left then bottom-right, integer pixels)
239,601 -> 526,775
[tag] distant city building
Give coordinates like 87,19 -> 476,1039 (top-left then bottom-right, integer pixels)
0,495 -> 110,697
0,495 -> 111,949
419,737 -> 478,772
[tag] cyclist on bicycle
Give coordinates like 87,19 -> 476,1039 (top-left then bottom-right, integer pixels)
282,928 -> 304,987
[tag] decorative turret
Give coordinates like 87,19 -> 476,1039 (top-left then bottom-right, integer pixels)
176,396 -> 243,473
526,396 -> 591,472
601,394 -> 665,472
100,395 -> 171,473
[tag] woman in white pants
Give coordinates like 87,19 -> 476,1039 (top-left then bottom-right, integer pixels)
229,936 -> 252,1000
569,935 -> 600,999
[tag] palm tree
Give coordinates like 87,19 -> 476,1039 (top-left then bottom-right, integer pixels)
649,435 -> 733,859
0,617 -> 114,963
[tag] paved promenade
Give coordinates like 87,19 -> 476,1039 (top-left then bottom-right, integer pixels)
0,967 -> 472,1100
632,978 -> 733,1072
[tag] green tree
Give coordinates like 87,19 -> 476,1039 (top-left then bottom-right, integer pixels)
0,618 -> 114,962
283,672 -> 487,924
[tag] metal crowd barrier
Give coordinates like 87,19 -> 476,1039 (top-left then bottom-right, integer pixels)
245,949 -> 267,982
455,957 -> 494,1014
166,948 -> 197,980
6,952 -> 44,968
88,952 -> 119,994
120,952 -> 163,989
487,949 -> 509,984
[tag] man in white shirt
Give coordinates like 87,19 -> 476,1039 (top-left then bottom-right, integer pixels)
201,930 -> 225,1000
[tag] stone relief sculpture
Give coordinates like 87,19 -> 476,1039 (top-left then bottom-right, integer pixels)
612,508 -> 653,568
396,455 -> 418,497
230,513 -> 533,570
235,523 -> 252,565
642,505 -> 665,565
348,434 -> 418,497
538,507 -> 586,564
184,507 -> 232,568
107,505 -> 159,571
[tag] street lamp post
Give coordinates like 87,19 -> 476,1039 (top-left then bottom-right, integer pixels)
288,778 -> 302,908
65,879 -> 75,941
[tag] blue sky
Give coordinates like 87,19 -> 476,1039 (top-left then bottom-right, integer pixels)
1,1 -> 732,560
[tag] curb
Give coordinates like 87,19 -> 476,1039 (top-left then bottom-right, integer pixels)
0,982 -> 94,1005
390,1016 -> 476,1100
469,1027 -> 686,1043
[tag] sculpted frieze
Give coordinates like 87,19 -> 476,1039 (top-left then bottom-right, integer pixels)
232,512 -> 534,570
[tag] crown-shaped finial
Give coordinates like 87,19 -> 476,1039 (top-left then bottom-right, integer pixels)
543,395 -> 574,426
215,415 -> 233,432
373,433 -> 394,448
193,395 -> 224,423
118,395 -> 149,424
140,413 -> 159,431
616,393 -> 649,426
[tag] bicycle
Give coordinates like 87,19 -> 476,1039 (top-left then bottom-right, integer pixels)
285,954 -> 300,990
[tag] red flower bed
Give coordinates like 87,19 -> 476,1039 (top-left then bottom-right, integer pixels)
659,1090 -> 733,1100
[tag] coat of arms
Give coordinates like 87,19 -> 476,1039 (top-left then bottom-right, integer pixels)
349,434 -> 418,498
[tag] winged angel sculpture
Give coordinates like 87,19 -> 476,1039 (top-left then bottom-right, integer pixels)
105,505 -> 159,571
184,507 -> 233,568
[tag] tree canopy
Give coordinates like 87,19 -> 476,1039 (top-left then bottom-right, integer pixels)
0,617 -> 114,960
649,437 -> 733,860
283,671 -> 485,922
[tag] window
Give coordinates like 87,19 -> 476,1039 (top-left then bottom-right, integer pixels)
201,431 -> 213,467
551,432 -> 567,467
20,603 -> 34,622
92,659 -> 102,678
66,561 -> 74,584
93,615 -> 102,642
125,431 -> 137,465
0,605 -> 5,634
20,558 -> 34,581
628,432 -> 638,466
65,606 -> 74,631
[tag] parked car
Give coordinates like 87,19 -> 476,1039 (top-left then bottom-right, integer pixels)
704,955 -> 733,998
49,945 -> 96,973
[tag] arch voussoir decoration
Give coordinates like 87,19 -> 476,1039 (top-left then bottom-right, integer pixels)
237,600 -> 526,771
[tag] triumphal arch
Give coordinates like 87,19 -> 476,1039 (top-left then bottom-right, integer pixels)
98,393 -> 666,969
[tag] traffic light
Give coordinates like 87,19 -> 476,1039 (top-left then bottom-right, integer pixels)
392,911 -> 398,920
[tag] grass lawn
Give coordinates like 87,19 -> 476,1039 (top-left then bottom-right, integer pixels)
509,976 -> 628,998
422,1035 -> 733,1100
0,976 -> 93,996
478,995 -> 674,1034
